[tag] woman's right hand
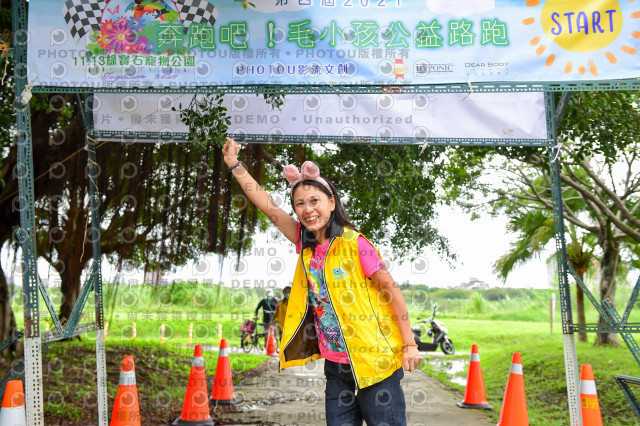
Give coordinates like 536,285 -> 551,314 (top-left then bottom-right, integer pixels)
222,137 -> 240,166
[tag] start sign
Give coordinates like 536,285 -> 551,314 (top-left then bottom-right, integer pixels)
541,0 -> 623,52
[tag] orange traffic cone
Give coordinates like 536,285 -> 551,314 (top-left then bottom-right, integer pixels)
0,380 -> 25,426
210,339 -> 239,404
497,352 -> 528,426
172,344 -> 214,425
110,355 -> 141,426
580,364 -> 603,426
457,344 -> 492,409
266,326 -> 277,356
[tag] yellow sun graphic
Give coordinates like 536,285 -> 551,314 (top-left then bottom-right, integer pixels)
523,0 -> 639,76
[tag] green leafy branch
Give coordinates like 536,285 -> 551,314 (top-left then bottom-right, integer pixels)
257,87 -> 286,111
173,93 -> 230,149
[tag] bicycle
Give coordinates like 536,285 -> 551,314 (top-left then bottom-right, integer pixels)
240,318 -> 275,353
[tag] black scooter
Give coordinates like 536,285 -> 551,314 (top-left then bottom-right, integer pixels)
412,303 -> 455,355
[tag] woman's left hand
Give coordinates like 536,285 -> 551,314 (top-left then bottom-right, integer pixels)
403,346 -> 423,372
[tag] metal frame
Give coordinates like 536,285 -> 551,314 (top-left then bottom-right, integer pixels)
90,131 -> 554,146
615,376 -> 640,419
30,78 -> 640,95
8,0 -> 640,423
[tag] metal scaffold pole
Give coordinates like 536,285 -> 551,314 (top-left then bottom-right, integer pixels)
546,92 -> 581,426
12,0 -> 44,423
85,129 -> 109,425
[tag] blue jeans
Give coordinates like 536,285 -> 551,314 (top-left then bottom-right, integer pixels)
324,360 -> 406,426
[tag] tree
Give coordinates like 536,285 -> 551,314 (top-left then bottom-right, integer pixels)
313,143 -> 454,261
493,210 -> 595,342
31,108 -> 275,322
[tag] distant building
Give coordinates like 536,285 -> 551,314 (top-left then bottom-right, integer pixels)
458,277 -> 490,290
143,269 -> 162,285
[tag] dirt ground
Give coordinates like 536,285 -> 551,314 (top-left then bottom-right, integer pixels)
217,356 -> 495,426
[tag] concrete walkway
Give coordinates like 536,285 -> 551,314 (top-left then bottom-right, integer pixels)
216,356 -> 495,426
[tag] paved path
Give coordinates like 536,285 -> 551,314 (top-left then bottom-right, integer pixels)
216,356 -> 495,426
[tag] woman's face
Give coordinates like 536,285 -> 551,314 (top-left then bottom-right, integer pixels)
293,184 -> 335,235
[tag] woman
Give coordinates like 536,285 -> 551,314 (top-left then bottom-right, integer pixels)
222,137 -> 422,426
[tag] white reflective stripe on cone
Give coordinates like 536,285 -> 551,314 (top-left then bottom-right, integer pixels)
220,347 -> 228,357
192,357 -> 205,367
119,370 -> 137,386
580,380 -> 597,395
0,406 -> 26,420
509,363 -> 523,375
0,406 -> 26,426
470,353 -> 480,362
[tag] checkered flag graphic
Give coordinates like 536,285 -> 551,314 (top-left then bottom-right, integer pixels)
176,0 -> 219,27
62,0 -> 107,43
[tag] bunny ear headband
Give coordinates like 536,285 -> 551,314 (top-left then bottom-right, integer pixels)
284,161 -> 333,197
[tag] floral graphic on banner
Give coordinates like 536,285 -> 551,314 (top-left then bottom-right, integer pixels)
85,0 -> 184,55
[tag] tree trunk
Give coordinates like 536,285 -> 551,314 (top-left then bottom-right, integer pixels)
58,261 -> 82,325
294,145 -> 306,165
575,284 -> 587,342
595,235 -> 621,346
572,264 -> 588,343
0,262 -> 21,357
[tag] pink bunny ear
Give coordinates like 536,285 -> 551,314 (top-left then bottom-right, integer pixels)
284,161 -> 333,196
283,164 -> 301,184
300,161 -> 320,180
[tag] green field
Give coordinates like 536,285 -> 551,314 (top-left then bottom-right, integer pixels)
7,281 -> 640,424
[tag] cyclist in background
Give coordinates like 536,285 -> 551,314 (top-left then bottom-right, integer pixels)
255,288 -> 278,331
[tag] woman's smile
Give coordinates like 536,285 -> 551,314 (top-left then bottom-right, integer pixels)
305,215 -> 320,224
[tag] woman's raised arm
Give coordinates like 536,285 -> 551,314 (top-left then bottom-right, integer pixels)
222,137 -> 298,244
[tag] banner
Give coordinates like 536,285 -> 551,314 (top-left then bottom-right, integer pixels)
27,0 -> 640,88
91,92 -> 548,141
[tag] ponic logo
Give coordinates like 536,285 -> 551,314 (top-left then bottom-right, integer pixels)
415,62 -> 454,75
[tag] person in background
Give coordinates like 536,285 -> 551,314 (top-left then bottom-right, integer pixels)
270,286 -> 291,341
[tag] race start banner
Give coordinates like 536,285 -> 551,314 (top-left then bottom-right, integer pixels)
27,0 -> 640,88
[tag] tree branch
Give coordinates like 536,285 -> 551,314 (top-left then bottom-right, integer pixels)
559,172 -> 640,241
578,158 -> 640,229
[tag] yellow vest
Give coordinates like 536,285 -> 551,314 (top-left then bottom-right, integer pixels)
273,300 -> 288,332
279,227 -> 404,389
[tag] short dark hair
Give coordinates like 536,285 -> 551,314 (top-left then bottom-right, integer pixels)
290,178 -> 359,252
